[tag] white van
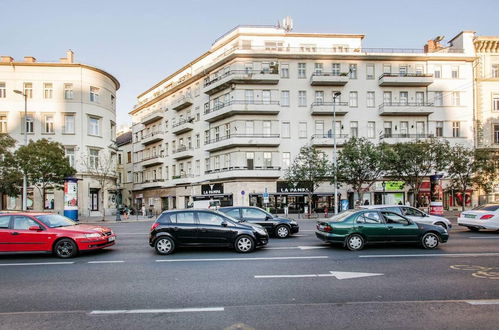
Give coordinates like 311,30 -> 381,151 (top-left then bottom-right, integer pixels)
190,200 -> 221,210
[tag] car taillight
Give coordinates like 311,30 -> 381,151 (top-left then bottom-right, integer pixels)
317,223 -> 333,232
480,214 -> 494,220
150,222 -> 159,231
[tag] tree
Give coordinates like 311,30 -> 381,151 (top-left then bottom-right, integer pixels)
384,139 -> 449,206
81,150 -> 117,220
15,139 -> 75,208
472,151 -> 499,202
0,134 -> 23,207
336,137 -> 386,204
285,145 -> 333,216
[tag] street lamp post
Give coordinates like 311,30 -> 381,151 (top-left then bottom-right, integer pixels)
333,92 -> 341,215
14,90 -> 28,211
382,181 -> 386,205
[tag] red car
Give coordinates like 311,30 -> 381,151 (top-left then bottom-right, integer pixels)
0,213 -> 116,258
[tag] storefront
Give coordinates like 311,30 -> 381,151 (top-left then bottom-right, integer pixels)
373,181 -> 406,205
193,183 -> 233,207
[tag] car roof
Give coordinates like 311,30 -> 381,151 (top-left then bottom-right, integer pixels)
0,212 -> 53,216
359,205 -> 404,209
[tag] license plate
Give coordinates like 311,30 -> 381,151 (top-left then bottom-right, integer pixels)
465,214 -> 476,219
108,236 -> 115,242
318,225 -> 325,231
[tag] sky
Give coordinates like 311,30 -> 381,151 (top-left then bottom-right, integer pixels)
1,0 -> 498,128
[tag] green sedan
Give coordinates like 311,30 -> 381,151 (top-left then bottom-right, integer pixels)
316,209 -> 449,251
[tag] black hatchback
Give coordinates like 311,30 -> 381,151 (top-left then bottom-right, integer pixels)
149,209 -> 269,255
219,206 -> 299,238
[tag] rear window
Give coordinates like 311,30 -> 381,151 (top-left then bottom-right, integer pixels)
156,213 -> 171,224
0,215 -> 9,229
170,212 -> 196,224
329,210 -> 356,222
475,205 -> 499,211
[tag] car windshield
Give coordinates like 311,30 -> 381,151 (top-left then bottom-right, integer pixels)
472,204 -> 499,211
35,214 -> 77,228
329,210 -> 356,222
214,211 -> 239,224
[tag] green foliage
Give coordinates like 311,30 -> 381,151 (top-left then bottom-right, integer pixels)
0,134 -> 22,196
15,139 -> 76,191
472,150 -> 498,195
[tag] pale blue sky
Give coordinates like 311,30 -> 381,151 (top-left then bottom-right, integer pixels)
1,0 -> 498,127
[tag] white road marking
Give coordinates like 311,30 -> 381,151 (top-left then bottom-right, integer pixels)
466,299 -> 499,305
301,230 -> 316,232
469,237 -> 499,239
265,246 -> 328,250
90,307 -> 224,314
292,234 -> 307,237
255,271 -> 383,280
156,256 -> 328,263
0,262 -> 74,267
114,233 -> 147,235
360,253 -> 499,258
265,247 -> 299,250
298,246 -> 329,250
87,261 -> 124,264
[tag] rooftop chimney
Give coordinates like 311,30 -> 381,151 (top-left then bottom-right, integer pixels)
24,56 -> 36,63
66,50 -> 74,64
1,56 -> 14,63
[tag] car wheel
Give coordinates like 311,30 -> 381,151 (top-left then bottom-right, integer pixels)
422,232 -> 440,249
435,222 -> 447,230
468,227 -> 480,232
234,235 -> 255,253
155,237 -> 175,255
275,225 -> 290,238
346,234 -> 365,251
53,238 -> 78,258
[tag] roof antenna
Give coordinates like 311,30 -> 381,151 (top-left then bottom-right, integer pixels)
282,16 -> 293,32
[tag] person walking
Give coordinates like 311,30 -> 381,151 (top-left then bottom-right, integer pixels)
123,205 -> 129,220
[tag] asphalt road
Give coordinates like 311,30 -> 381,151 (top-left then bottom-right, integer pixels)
1,219 -> 499,330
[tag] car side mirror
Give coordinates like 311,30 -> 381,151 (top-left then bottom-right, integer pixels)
221,221 -> 228,227
265,215 -> 272,220
28,225 -> 42,231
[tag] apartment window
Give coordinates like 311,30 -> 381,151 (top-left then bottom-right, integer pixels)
492,64 -> 499,78
451,66 -> 459,79
383,91 -> 392,105
63,114 -> 75,134
214,156 -> 220,170
384,122 -> 392,137
367,91 -> 375,108
298,63 -> 306,78
43,114 -> 54,133
434,92 -> 443,106
434,65 -> 441,78
332,91 -> 342,103
89,149 -> 99,169
399,66 -> 408,76
282,152 -> 290,168
282,122 -> 290,138
43,83 -> 53,99
111,95 -> 115,107
298,91 -> 307,107
88,117 -> 100,136
452,92 -> 461,106
350,121 -> 358,138
416,121 -> 425,135
263,121 -> 271,136
366,64 -> 375,80
349,91 -> 358,107
315,91 -> 324,104
494,124 -> 499,144
64,83 -> 74,99
245,121 -> 254,135
299,122 -> 307,138
415,65 -> 424,75
24,83 -> 33,98
195,160 -> 200,175
0,82 -> 6,98
383,64 -> 391,74
224,123 -> 230,138
416,92 -> 425,105
262,90 -> 271,105
281,90 -> 290,106
399,92 -> 408,105
90,86 -> 100,102
196,134 -> 200,148
332,63 -> 340,75
25,114 -> 34,133
244,90 -> 254,103
165,143 -> 169,155
65,147 -> 75,167
242,40 -> 252,50
281,64 -> 289,78
127,151 -> 131,163
452,122 -> 460,137
314,63 -> 323,75
334,121 -> 342,137
436,121 -> 443,137
246,152 -> 254,170
204,130 -> 209,144
0,115 -> 7,133
315,121 -> 324,135
349,64 -> 357,79
492,95 -> 499,111
367,121 -> 375,139
400,121 -> 409,137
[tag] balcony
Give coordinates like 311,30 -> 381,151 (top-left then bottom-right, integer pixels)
378,102 -> 434,116
204,134 -> 280,152
204,166 -> 282,180
172,117 -> 195,135
378,73 -> 434,87
310,72 -> 349,86
172,95 -> 193,111
141,155 -> 164,167
141,179 -> 166,189
141,109 -> 164,125
310,102 -> 349,116
141,131 -> 164,145
203,70 -> 279,95
380,133 -> 435,144
172,146 -> 194,160
204,100 -> 280,123
311,134 -> 349,147
172,173 -> 195,185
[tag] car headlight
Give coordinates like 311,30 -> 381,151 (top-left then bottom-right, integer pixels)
256,228 -> 267,235
85,233 -> 102,239
290,220 -> 297,225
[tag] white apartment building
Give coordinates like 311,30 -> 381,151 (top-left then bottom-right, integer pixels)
116,130 -> 134,208
0,51 -> 120,216
130,24 -> 477,214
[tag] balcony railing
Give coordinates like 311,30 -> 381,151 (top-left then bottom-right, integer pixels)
204,134 -> 280,152
311,134 -> 350,146
310,72 -> 349,86
172,146 -> 194,160
204,100 -> 280,114
205,166 -> 282,174
206,134 -> 280,144
203,69 -> 279,95
310,101 -> 349,115
172,95 -> 194,111
380,133 -> 434,139
378,102 -> 434,116
141,130 -> 164,145
204,69 -> 279,87
378,73 -> 434,87
204,100 -> 280,123
172,117 -> 195,134
141,109 -> 164,125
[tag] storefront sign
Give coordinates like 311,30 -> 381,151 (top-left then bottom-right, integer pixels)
276,181 -> 313,193
63,178 -> 78,221
202,183 -> 224,195
375,181 -> 405,191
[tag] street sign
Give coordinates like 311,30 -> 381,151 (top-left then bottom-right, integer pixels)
263,188 -> 269,204
241,190 -> 245,196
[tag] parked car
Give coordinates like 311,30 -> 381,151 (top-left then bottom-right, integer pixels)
219,206 -> 299,238
457,204 -> 499,231
316,209 -> 448,251
149,209 -> 269,255
0,213 -> 116,258
188,200 -> 221,210
360,204 -> 452,230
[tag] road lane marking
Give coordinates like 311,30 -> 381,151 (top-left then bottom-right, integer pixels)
301,230 -> 316,232
466,300 -> 499,305
469,237 -> 499,239
90,307 -> 224,314
255,271 -> 383,280
359,253 -> 499,258
0,262 -> 74,267
156,256 -> 328,263
114,233 -> 147,235
87,261 -> 124,264
265,246 -> 329,250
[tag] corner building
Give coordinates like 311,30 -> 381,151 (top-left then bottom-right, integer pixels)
130,25 -> 476,214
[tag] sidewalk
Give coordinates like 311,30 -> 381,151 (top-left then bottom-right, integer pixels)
76,214 -> 154,224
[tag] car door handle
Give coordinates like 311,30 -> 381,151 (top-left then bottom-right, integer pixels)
173,227 -> 179,231
357,226 -> 364,229
10,232 -> 20,235
387,226 -> 393,229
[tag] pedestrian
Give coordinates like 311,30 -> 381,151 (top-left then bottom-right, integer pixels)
405,200 -> 411,206
284,205 -> 289,216
324,206 -> 328,218
141,205 -> 146,217
364,199 -> 370,205
398,201 -> 403,205
123,205 -> 129,220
